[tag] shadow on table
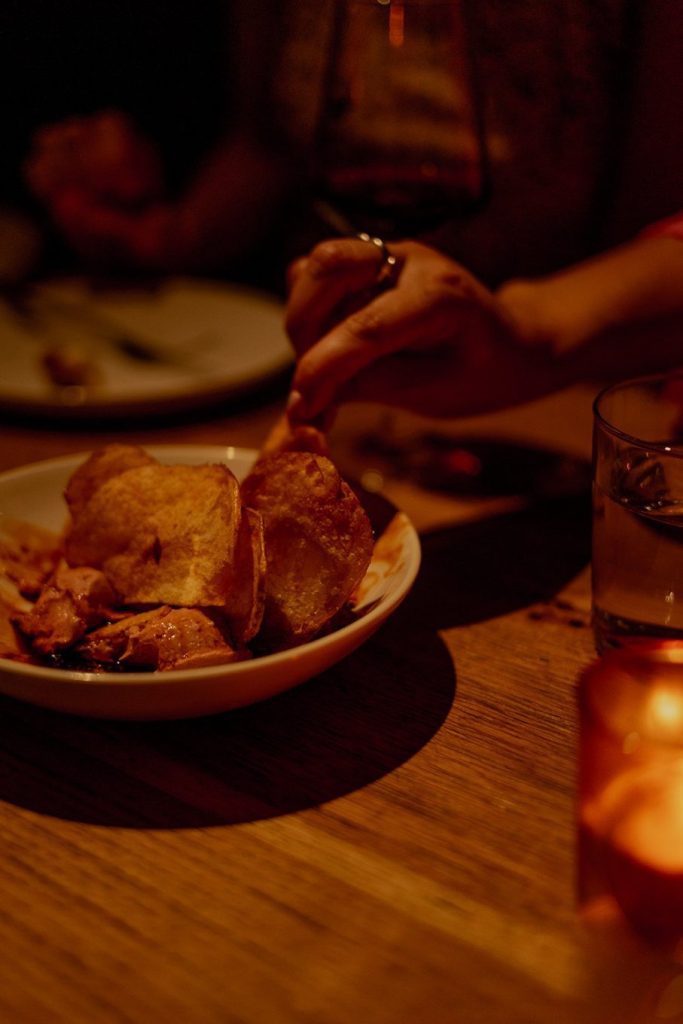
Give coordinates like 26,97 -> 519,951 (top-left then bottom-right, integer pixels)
0,610 -> 455,828
415,486 -> 592,630
0,486 -> 590,829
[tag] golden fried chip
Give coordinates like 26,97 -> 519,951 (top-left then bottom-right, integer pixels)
65,443 -> 156,519
241,452 -> 374,646
65,462 -> 242,608
224,506 -> 266,646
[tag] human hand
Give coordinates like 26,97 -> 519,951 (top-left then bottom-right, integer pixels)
25,109 -> 163,206
285,239 -> 560,423
24,109 -> 166,266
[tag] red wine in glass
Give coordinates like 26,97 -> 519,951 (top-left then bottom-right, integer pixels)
312,0 -> 489,239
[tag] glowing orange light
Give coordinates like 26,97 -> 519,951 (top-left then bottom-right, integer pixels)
607,765 -> 683,870
389,0 -> 405,48
645,685 -> 683,742
601,764 -> 683,938
578,646 -> 683,939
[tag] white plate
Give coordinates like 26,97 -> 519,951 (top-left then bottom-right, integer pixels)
0,278 -> 292,418
0,446 -> 421,719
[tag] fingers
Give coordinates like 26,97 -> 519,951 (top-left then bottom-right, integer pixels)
284,240 -> 490,422
336,348 -> 458,414
288,277 -> 460,422
286,255 -> 309,295
285,237 -> 398,355
334,327 -> 558,419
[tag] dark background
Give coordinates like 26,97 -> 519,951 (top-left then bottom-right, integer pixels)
0,0 -> 231,207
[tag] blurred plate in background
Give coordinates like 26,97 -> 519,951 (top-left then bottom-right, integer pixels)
0,277 -> 292,419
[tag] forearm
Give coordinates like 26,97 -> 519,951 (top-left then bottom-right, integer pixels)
495,236 -> 683,379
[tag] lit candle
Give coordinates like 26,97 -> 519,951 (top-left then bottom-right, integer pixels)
579,642 -> 683,941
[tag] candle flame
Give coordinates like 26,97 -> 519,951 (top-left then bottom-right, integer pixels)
646,687 -> 683,741
604,763 -> 683,872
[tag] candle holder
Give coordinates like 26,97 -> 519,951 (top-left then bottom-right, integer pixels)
578,641 -> 683,943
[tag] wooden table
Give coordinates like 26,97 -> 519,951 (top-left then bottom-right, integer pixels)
0,377 -> 678,1024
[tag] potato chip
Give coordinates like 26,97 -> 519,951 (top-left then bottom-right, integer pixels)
241,452 -> 374,646
65,462 -> 242,608
64,443 -> 155,519
224,507 -> 266,646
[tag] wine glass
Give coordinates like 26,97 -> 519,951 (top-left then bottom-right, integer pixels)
311,0 -> 490,240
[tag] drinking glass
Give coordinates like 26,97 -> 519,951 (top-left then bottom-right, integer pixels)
592,372 -> 683,652
312,0 -> 489,239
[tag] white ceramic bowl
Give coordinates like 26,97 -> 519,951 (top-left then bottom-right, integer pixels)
0,446 -> 421,719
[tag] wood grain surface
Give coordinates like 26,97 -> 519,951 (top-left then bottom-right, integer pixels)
0,383 -> 678,1024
